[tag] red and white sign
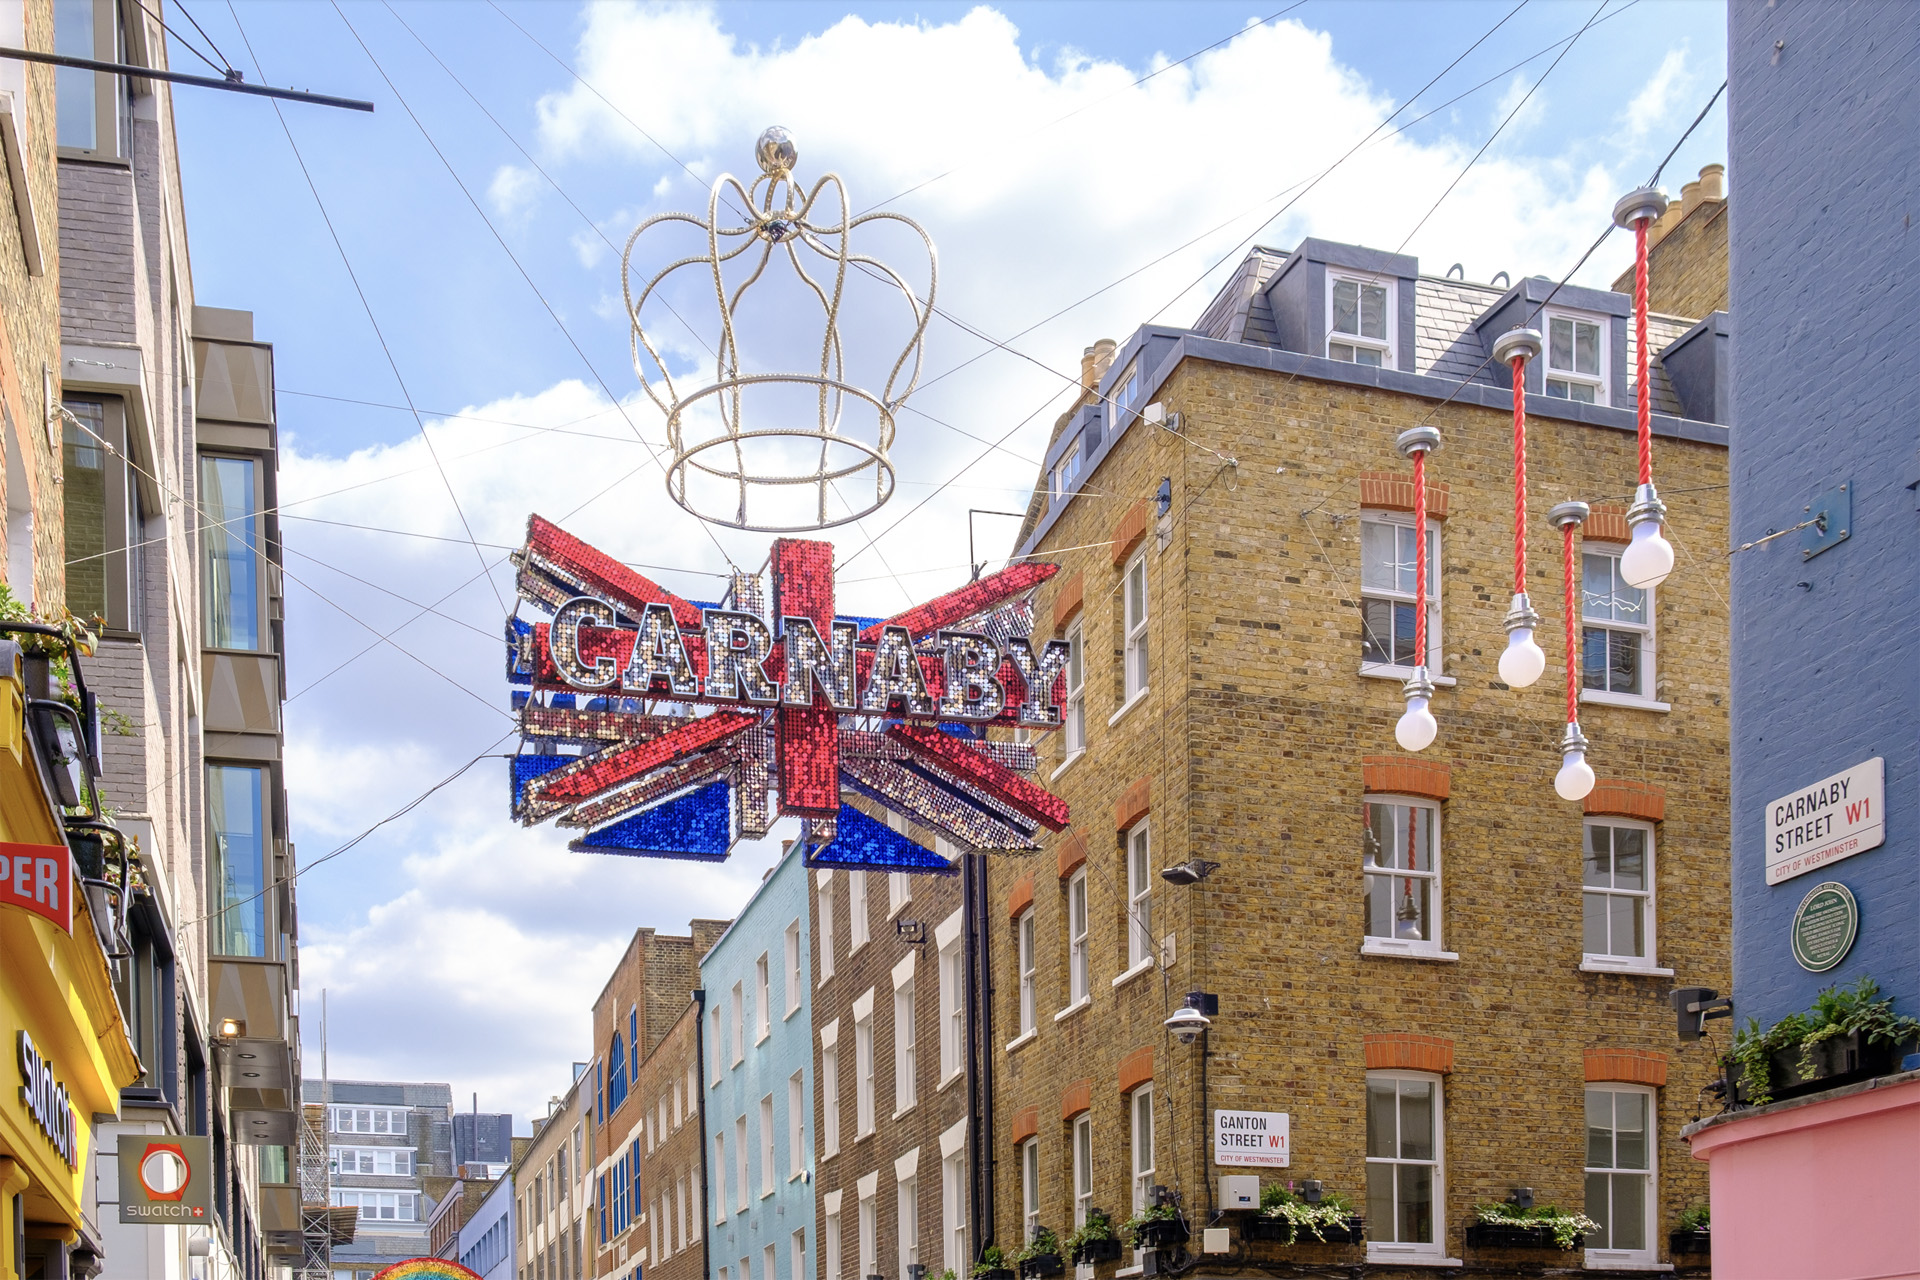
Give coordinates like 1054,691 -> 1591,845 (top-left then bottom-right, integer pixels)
0,841 -> 71,933
1765,757 -> 1884,885
1215,1110 -> 1290,1168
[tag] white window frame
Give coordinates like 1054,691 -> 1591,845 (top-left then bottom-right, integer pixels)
942,1151 -> 967,1271
736,1115 -> 750,1212
858,1193 -> 877,1280
1582,818 -> 1667,975
939,939 -> 964,1084
1130,1086 -> 1155,1215
897,1176 -> 919,1280
822,1044 -> 842,1158
824,1209 -> 842,1280
1543,308 -> 1609,405
711,1007 -> 724,1085
1106,356 -> 1142,428
760,1094 -> 776,1196
888,870 -> 910,919
756,955 -> 772,1043
848,871 -> 870,952
894,979 -> 918,1114
1051,433 -> 1084,503
791,1229 -> 807,1280
1361,796 -> 1451,959
1580,544 -> 1659,704
855,1014 -> 876,1138
1020,1138 -> 1040,1244
789,1070 -> 806,1179
1122,553 -> 1150,705
1016,911 -> 1037,1038
1359,511 -> 1442,677
1067,870 -> 1089,1007
1071,1114 -> 1092,1228
732,983 -> 747,1065
1125,823 -> 1153,969
1584,1084 -> 1657,1268
684,1175 -> 695,1243
818,877 -> 837,983
331,1106 -> 410,1135
764,1243 -> 777,1280
1364,1070 -> 1445,1262
1326,272 -> 1396,367
1061,620 -> 1086,761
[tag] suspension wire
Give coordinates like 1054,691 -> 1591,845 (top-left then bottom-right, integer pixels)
281,387 -> 639,442
224,2 -> 510,617
171,0 -> 237,74
326,0 -> 741,575
128,0 -> 228,76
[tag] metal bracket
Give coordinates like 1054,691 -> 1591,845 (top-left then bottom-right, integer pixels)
1800,482 -> 1851,559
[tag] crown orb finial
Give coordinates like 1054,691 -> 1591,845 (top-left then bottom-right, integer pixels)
756,126 -> 797,178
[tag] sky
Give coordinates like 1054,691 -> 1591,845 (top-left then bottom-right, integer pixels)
166,0 -> 1727,1127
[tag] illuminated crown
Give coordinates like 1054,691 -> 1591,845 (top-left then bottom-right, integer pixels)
622,127 -> 938,532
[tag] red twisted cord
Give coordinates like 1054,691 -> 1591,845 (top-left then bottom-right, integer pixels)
1511,355 -> 1528,595
1563,518 -> 1579,725
1634,215 -> 1652,487
1413,450 -> 1428,665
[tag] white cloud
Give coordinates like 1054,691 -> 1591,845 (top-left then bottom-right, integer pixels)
286,1 -> 1716,1122
487,163 -> 543,220
1626,48 -> 1689,138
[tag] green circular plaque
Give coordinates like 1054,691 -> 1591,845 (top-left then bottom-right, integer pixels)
1790,881 -> 1858,973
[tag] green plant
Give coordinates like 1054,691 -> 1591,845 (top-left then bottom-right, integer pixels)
1066,1211 -> 1119,1256
1472,1204 -> 1598,1251
1118,1205 -> 1176,1247
1729,977 -> 1920,1105
937,1269 -> 957,1280
1676,1203 -> 1710,1234
1013,1228 -> 1060,1263
1256,1186 -> 1358,1244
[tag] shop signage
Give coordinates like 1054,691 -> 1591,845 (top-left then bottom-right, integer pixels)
1214,1109 -> 1289,1167
17,1030 -> 77,1168
0,840 -> 72,933
1765,757 -> 1883,885
1790,881 -> 1859,973
118,1135 -> 213,1222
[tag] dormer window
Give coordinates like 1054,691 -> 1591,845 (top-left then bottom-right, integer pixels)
1545,312 -> 1607,404
1108,357 -> 1142,425
1328,275 -> 1392,366
1051,434 -> 1084,501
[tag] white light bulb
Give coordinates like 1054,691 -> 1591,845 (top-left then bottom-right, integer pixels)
1555,748 -> 1596,801
1395,695 -> 1438,752
1619,518 -> 1674,589
1498,628 -> 1547,688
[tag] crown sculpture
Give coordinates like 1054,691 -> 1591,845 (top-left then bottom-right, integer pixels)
507,518 -> 1073,872
622,126 -> 938,532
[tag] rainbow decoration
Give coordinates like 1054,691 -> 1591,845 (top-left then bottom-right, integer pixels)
370,1260 -> 486,1280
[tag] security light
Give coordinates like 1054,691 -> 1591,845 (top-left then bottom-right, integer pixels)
1160,859 -> 1220,886
217,1017 -> 244,1039
1165,1006 -> 1211,1045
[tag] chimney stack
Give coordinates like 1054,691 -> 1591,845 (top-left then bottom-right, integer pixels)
1698,163 -> 1726,202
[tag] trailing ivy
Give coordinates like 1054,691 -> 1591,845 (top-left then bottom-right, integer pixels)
1729,977 -> 1920,1106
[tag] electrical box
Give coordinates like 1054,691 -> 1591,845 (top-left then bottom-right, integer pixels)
1218,1175 -> 1260,1210
1201,1229 -> 1230,1254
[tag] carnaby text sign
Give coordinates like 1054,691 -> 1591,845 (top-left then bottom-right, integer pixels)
1765,757 -> 1884,885
1214,1109 -> 1290,1168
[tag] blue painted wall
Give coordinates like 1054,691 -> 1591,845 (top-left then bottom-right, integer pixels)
702,847 -> 814,1280
459,1172 -> 517,1280
1727,0 -> 1920,1028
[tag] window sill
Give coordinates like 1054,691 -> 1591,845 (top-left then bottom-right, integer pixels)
1361,939 -> 1458,962
1584,1253 -> 1670,1271
817,972 -> 835,989
1363,1250 -> 1460,1267
1054,998 -> 1092,1024
785,1005 -> 801,1021
789,1170 -> 804,1183
1004,1029 -> 1037,1055
1111,957 -> 1155,989
888,900 -> 910,921
856,1129 -> 875,1144
1581,957 -> 1674,977
756,1030 -> 771,1046
1050,750 -> 1085,784
892,1103 -> 917,1121
938,1070 -> 964,1093
849,940 -> 870,959
1580,689 -> 1671,713
1108,690 -> 1150,728
1360,664 -> 1456,686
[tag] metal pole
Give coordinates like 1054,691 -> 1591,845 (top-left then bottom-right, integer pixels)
0,46 -> 374,111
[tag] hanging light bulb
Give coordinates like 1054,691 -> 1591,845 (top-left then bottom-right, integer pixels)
1393,425 -> 1442,752
1613,185 -> 1673,590
1556,722 -> 1596,801
1492,327 -> 1547,688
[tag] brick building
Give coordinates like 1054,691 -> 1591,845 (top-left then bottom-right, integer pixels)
634,999 -> 706,1280
516,1071 -> 589,1280
989,221 -> 1731,1275
590,919 -> 730,1280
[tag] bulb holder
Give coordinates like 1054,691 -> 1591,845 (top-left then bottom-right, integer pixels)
1490,327 -> 1543,367
1555,721 -> 1596,800
1547,500 -> 1590,532
1625,481 -> 1667,530
1395,667 -> 1439,752
1503,591 -> 1541,633
1612,186 -> 1670,229
1395,425 -> 1441,459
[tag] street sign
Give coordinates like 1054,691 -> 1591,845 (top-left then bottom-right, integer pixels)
1214,1109 -> 1289,1167
1790,881 -> 1859,972
118,1135 -> 213,1222
1764,757 -> 1883,885
0,841 -> 72,933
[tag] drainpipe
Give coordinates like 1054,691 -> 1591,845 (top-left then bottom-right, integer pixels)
693,988 -> 710,1280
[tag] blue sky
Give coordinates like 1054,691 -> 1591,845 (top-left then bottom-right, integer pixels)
166,0 -> 1726,1121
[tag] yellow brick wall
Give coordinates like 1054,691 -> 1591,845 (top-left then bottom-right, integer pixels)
992,354 -> 1729,1272
1613,198 -> 1729,321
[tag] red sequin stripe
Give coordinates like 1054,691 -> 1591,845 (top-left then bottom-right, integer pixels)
857,561 -> 1058,644
531,712 -> 759,805
773,539 -> 840,817
525,514 -> 704,631
841,758 -> 1040,850
887,724 -> 1071,830
559,748 -> 736,829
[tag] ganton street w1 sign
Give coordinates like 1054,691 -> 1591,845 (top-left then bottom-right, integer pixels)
1765,757 -> 1884,885
1215,1110 -> 1289,1167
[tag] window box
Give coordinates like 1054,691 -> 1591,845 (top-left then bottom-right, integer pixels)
977,1270 -> 1017,1280
1242,1216 -> 1364,1245
1017,1255 -> 1064,1279
1131,1219 -> 1187,1252
1462,1223 -> 1583,1250
1741,1032 -> 1900,1104
1668,1229 -> 1710,1256
1071,1239 -> 1122,1266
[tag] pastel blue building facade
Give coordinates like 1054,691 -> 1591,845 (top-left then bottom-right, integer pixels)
703,848 -> 815,1280
458,1171 -> 516,1280
1727,0 -> 1920,1031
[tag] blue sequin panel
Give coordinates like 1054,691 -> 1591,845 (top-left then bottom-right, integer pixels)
804,803 -> 958,875
571,780 -> 733,861
510,753 -> 572,819
506,616 -> 534,686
